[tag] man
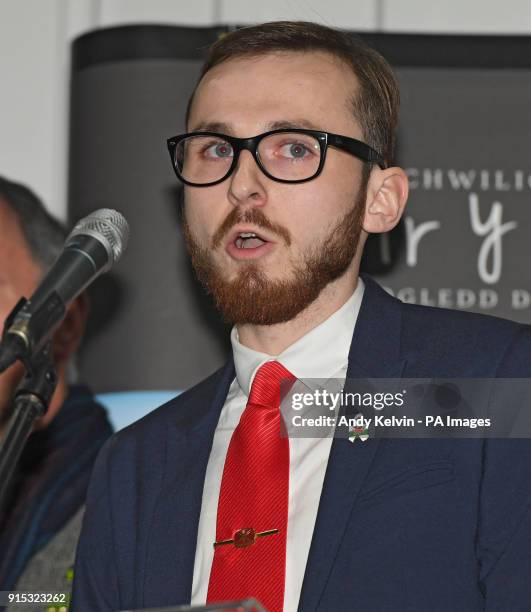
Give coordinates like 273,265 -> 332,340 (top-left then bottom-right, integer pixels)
0,177 -> 113,602
72,22 -> 531,611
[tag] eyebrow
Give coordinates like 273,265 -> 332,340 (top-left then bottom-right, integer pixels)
190,118 -> 323,134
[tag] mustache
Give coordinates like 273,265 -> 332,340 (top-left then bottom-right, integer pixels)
211,207 -> 292,249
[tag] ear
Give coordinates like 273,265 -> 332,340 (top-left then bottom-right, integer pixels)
362,166 -> 409,234
52,292 -> 90,364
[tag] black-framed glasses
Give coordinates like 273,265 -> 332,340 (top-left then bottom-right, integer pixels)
166,128 -> 386,187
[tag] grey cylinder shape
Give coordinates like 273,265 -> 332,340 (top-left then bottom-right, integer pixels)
69,25 -> 230,393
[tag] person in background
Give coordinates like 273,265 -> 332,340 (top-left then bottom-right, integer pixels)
0,176 -> 113,605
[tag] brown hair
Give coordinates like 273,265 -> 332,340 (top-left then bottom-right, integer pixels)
186,21 -> 400,165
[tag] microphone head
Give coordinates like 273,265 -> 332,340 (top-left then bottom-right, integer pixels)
66,209 -> 130,265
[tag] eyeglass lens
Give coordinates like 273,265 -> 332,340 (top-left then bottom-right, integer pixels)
175,132 -> 322,184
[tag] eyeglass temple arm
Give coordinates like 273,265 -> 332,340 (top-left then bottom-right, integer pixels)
327,134 -> 387,169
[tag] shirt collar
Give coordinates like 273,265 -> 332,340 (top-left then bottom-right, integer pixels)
231,278 -> 364,397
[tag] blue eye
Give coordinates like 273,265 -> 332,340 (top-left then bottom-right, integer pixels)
289,143 -> 308,158
280,143 -> 309,159
276,140 -> 318,161
206,142 -> 233,158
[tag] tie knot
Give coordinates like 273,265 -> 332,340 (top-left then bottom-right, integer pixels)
248,361 -> 296,408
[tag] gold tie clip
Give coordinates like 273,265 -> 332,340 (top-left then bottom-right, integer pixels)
214,527 -> 279,548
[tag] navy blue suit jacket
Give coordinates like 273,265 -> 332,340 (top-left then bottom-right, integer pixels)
72,276 -> 531,611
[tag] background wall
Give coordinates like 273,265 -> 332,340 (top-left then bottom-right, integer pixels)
2,0 -> 531,221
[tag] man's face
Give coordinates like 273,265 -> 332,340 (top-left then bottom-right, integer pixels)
0,200 -> 41,425
183,51 -> 368,325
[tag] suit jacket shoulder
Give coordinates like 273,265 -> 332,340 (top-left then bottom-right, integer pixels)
359,274 -> 531,378
71,362 -> 235,611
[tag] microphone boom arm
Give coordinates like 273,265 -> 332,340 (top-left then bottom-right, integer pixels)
0,340 -> 57,514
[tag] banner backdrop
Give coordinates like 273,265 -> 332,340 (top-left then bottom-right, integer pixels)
362,33 -> 531,326
69,27 -> 531,393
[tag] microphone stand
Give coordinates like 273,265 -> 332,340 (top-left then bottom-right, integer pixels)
0,340 -> 57,515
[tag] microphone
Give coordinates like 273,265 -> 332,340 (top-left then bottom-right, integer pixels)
0,208 -> 129,372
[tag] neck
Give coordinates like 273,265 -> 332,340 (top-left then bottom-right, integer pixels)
237,271 -> 359,355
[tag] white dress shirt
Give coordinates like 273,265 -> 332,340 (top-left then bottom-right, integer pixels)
191,279 -> 364,611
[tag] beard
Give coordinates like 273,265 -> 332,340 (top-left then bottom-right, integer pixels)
182,181 -> 367,326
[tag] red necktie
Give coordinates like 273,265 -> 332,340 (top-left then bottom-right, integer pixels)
207,361 -> 295,612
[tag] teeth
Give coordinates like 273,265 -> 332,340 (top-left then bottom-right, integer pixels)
235,231 -> 262,249
235,236 -> 266,249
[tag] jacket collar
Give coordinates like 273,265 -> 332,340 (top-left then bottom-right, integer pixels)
298,274 -> 407,611
143,360 -> 235,606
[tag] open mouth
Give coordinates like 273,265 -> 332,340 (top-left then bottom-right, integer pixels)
226,227 -> 275,260
234,231 -> 268,249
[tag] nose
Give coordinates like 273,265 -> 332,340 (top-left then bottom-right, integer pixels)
227,149 -> 267,207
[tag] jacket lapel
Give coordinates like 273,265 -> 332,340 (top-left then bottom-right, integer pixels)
298,275 -> 407,611
142,359 -> 235,607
